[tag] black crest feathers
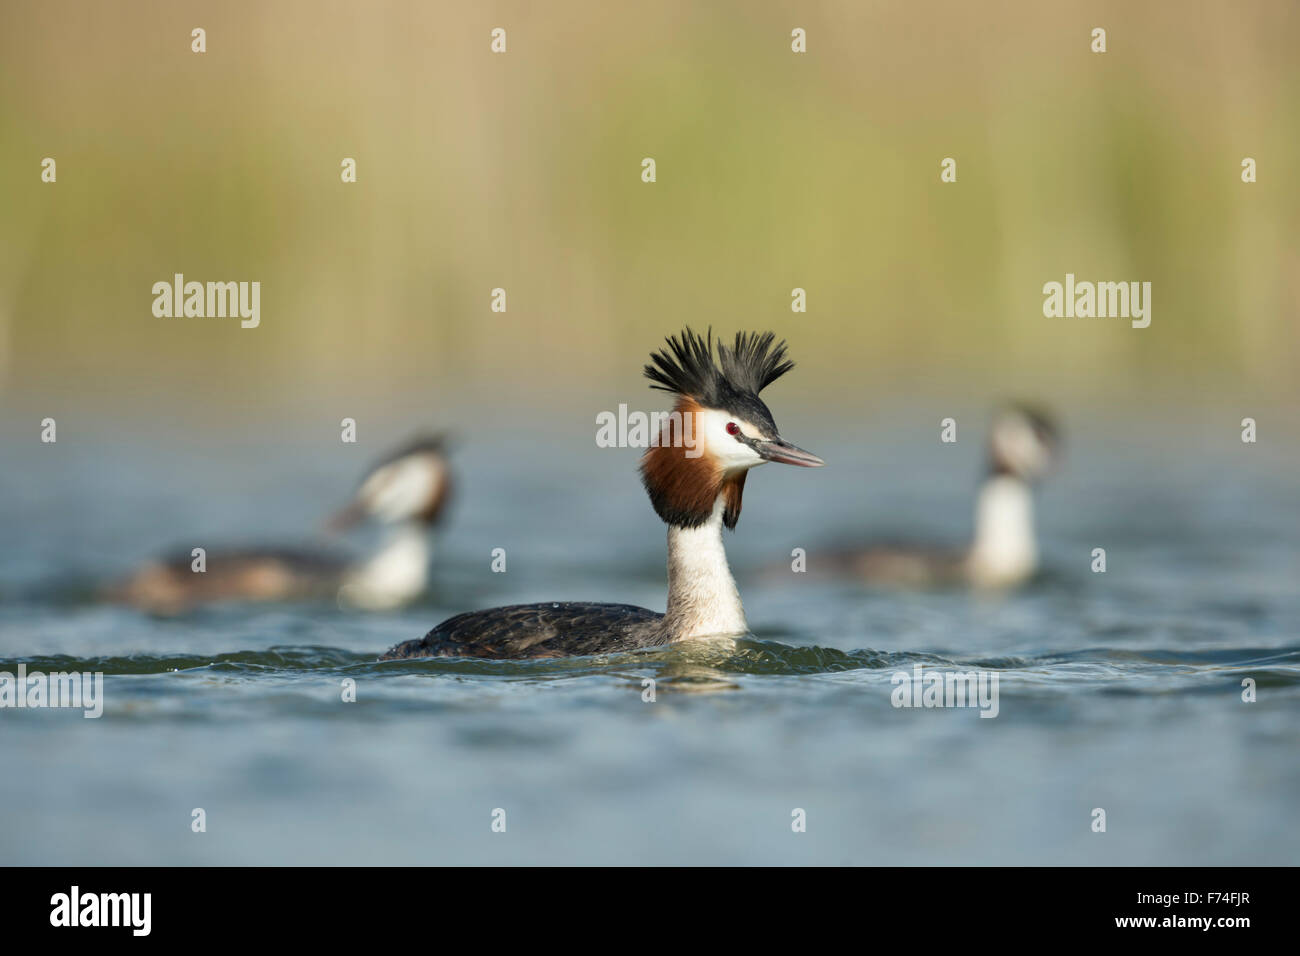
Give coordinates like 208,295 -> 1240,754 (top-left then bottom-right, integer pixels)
718,330 -> 794,396
643,328 -> 794,408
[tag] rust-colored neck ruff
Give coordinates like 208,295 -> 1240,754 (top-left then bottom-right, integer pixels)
640,397 -> 746,529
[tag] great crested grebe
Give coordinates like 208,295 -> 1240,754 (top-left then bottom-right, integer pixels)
112,435 -> 451,613
838,404 -> 1059,589
381,327 -> 823,660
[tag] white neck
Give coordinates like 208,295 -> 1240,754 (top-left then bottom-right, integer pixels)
664,495 -> 747,641
340,522 -> 431,609
966,474 -> 1037,587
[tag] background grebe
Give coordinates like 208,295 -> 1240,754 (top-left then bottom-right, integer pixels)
381,327 -> 823,660
111,434 -> 451,613
836,404 -> 1059,589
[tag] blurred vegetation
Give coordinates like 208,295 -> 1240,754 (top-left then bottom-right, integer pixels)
1,0 -> 1296,429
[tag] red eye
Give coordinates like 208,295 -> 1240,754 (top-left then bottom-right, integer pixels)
726,422 -> 740,436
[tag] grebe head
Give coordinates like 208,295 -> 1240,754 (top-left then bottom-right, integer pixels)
640,327 -> 823,530
989,404 -> 1059,482
327,434 -> 452,531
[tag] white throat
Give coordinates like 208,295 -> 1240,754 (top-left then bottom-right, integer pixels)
664,494 -> 747,641
340,522 -> 431,609
966,475 -> 1037,587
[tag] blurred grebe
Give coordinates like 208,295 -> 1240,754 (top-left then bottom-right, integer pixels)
112,435 -> 451,613
381,327 -> 823,660
843,405 -> 1059,589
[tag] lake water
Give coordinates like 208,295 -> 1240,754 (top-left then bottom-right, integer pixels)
1,417 -> 1297,864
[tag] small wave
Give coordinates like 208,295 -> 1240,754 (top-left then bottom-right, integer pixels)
4,640 -> 1298,688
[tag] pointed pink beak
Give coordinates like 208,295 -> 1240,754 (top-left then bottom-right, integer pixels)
757,438 -> 824,467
